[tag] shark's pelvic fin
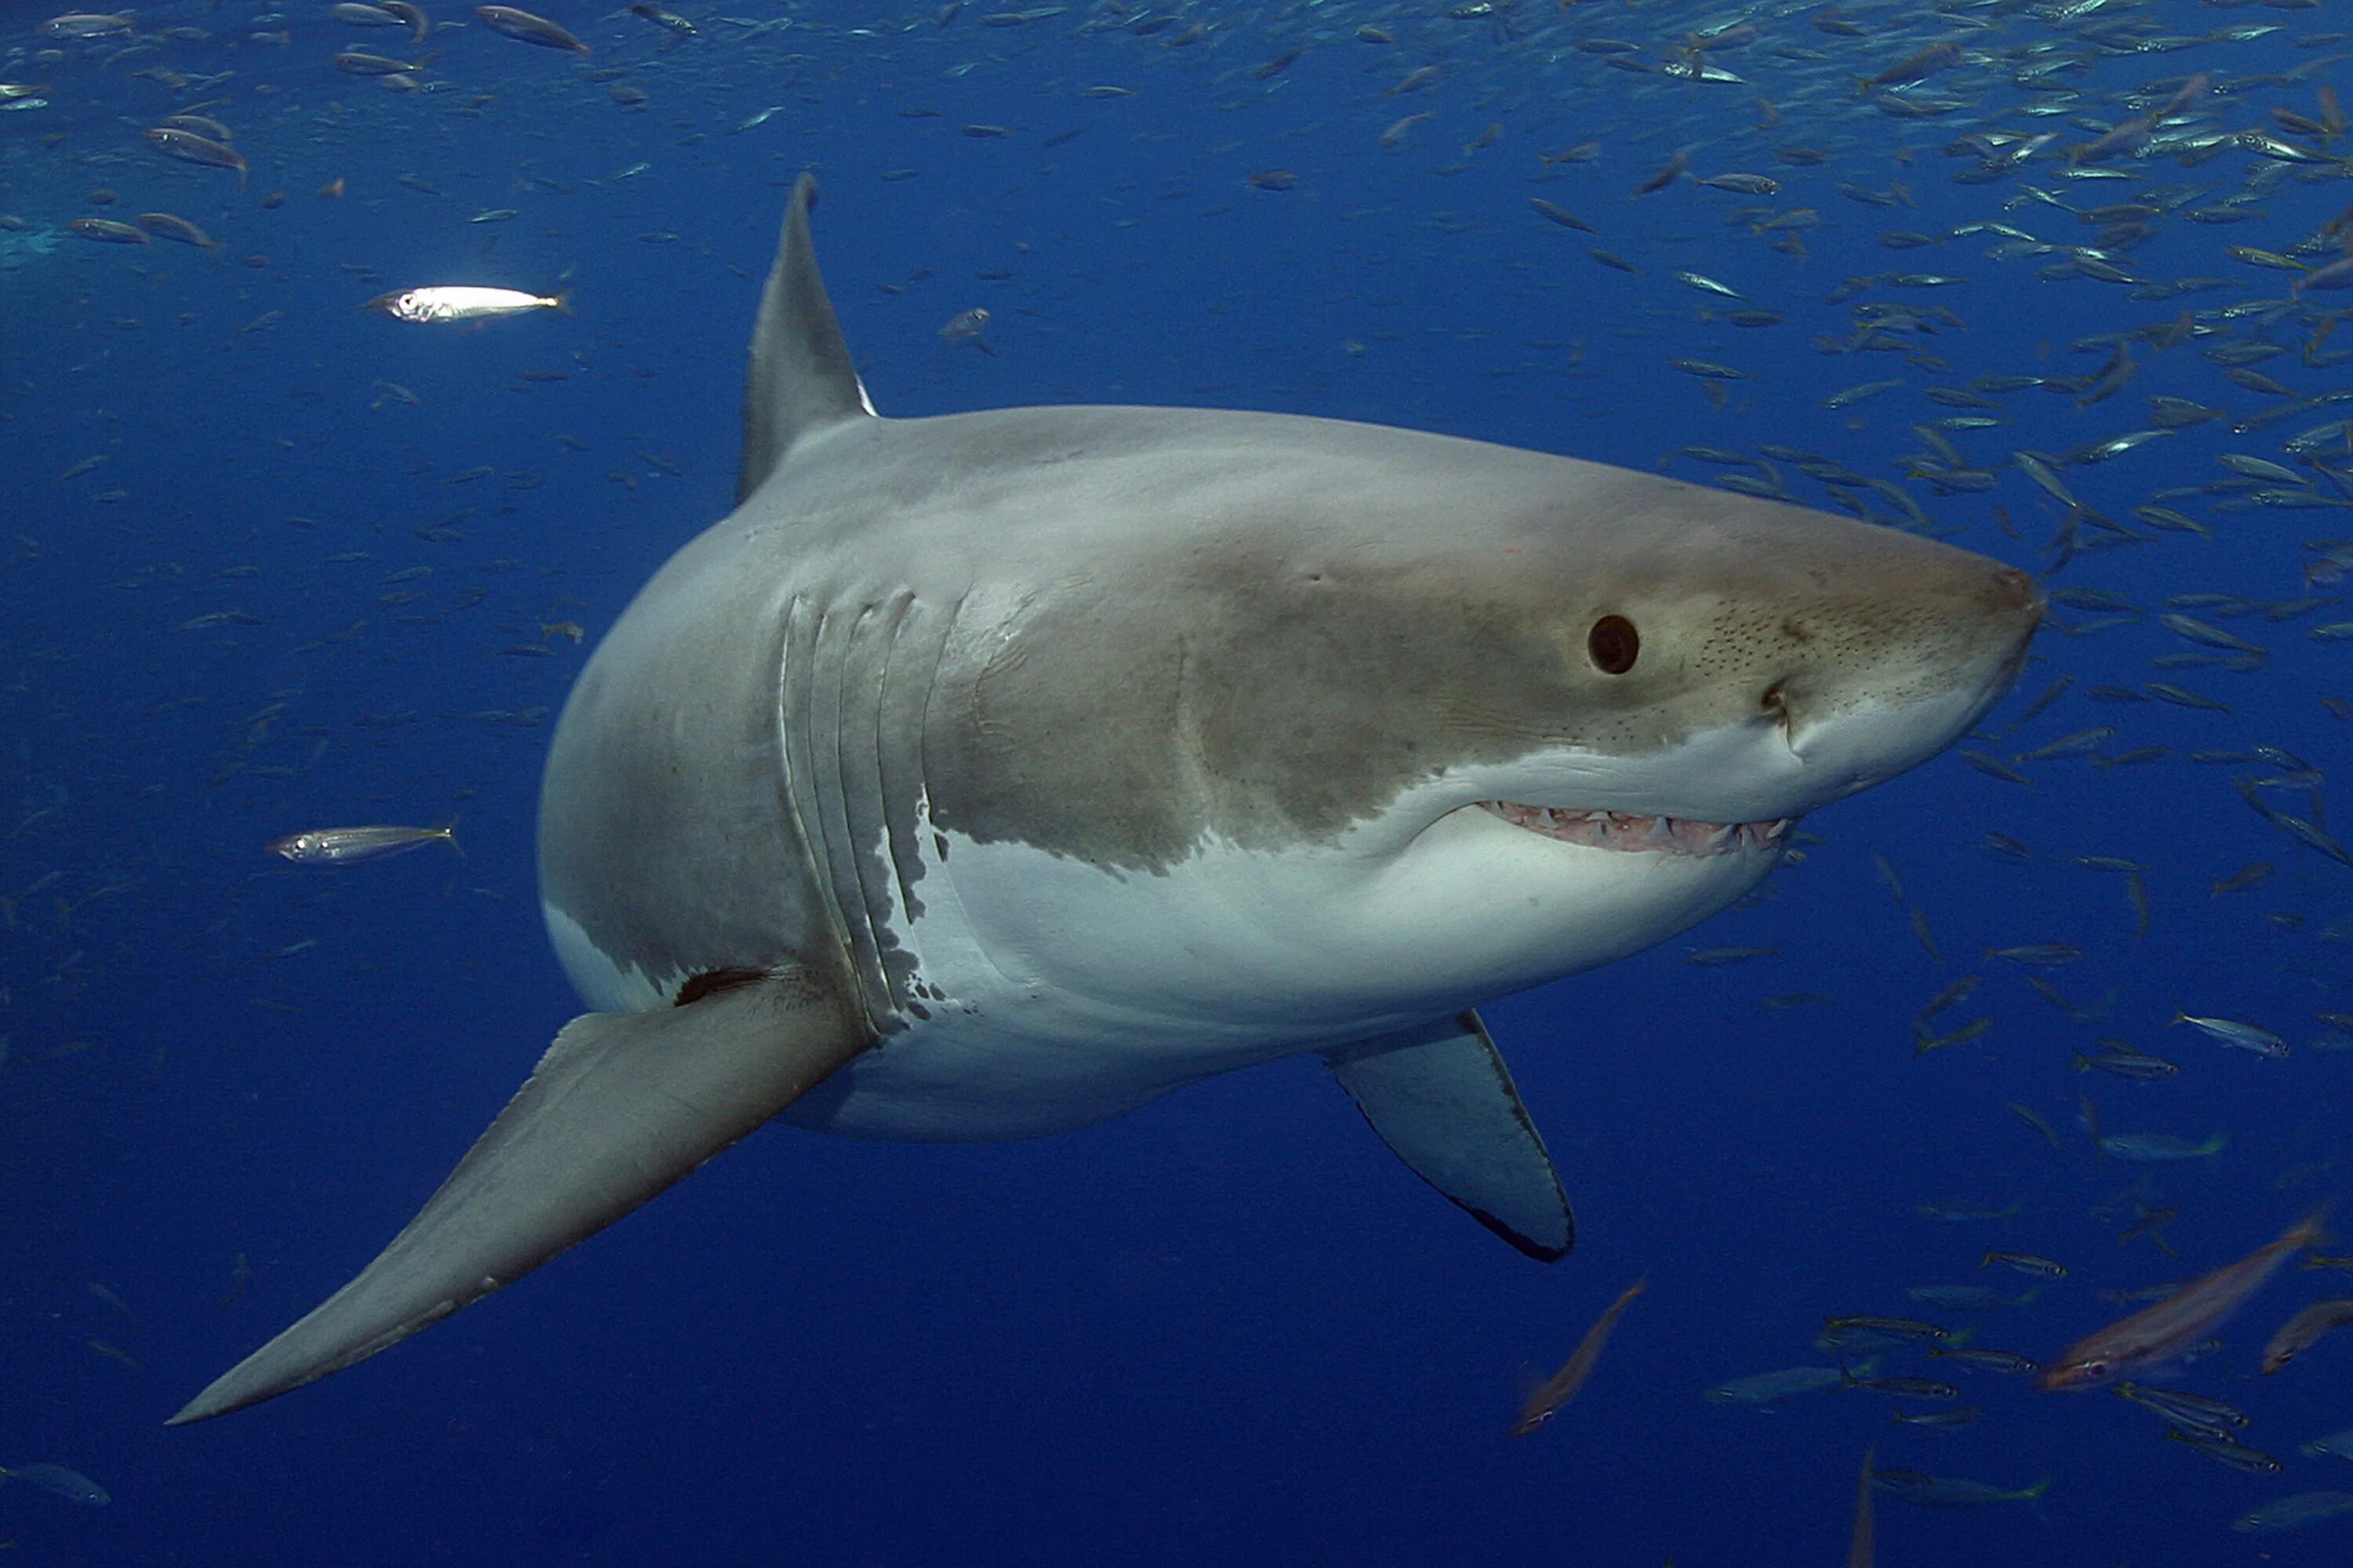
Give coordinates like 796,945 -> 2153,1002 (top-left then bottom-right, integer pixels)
1323,1012 -> 1573,1262
169,968 -> 868,1425
738,172 -> 876,504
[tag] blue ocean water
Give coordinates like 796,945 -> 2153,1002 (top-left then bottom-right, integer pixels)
5,0 -> 2353,1561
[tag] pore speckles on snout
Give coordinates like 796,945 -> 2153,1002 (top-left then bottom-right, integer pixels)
1696,595 -> 1929,685
1686,604 -> 1788,682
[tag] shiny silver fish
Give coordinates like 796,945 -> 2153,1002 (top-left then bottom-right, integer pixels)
2173,1010 -> 2289,1059
267,824 -> 458,864
365,286 -> 569,323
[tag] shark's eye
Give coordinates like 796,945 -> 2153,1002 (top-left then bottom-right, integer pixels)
1587,614 -> 1639,675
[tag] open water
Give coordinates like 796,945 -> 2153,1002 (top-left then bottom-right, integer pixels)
5,0 -> 2353,1562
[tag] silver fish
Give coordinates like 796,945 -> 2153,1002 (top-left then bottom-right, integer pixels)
267,823 -> 458,864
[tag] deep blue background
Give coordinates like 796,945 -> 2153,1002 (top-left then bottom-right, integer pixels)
5,0 -> 2353,1560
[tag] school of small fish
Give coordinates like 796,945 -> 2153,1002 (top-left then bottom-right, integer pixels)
4,0 -> 2353,1559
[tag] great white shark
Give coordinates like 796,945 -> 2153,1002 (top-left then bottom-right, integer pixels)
173,176 -> 2042,1424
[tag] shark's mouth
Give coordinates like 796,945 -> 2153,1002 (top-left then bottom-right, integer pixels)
1478,801 -> 1793,858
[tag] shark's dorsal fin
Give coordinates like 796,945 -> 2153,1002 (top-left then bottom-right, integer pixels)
739,173 -> 875,504
1323,1011 -> 1573,1263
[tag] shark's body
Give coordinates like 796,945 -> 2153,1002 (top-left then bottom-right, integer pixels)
174,177 -> 2041,1424
546,402 -> 1850,1147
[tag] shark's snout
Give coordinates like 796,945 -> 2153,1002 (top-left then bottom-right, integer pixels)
1770,543 -> 2045,810
1987,564 -> 2047,679
1988,564 -> 2042,613
1937,558 -> 2046,709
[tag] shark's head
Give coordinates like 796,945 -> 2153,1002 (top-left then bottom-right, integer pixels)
1322,452 -> 2041,1012
912,417 -> 2042,1036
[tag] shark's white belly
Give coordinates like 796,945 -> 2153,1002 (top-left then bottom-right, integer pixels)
551,770 -> 1780,1143
775,781 -> 1782,1141
543,822 -> 1332,1143
777,813 -> 1338,1142
775,1001 -> 1301,1141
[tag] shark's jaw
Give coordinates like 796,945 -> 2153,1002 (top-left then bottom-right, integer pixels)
1475,799 -> 1795,857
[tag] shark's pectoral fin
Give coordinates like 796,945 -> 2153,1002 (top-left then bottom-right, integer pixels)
1322,1012 -> 1573,1263
169,966 -> 867,1425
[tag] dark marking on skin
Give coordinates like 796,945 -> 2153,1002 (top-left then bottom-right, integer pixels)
676,967 -> 769,1006
1467,1202 -> 1573,1264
